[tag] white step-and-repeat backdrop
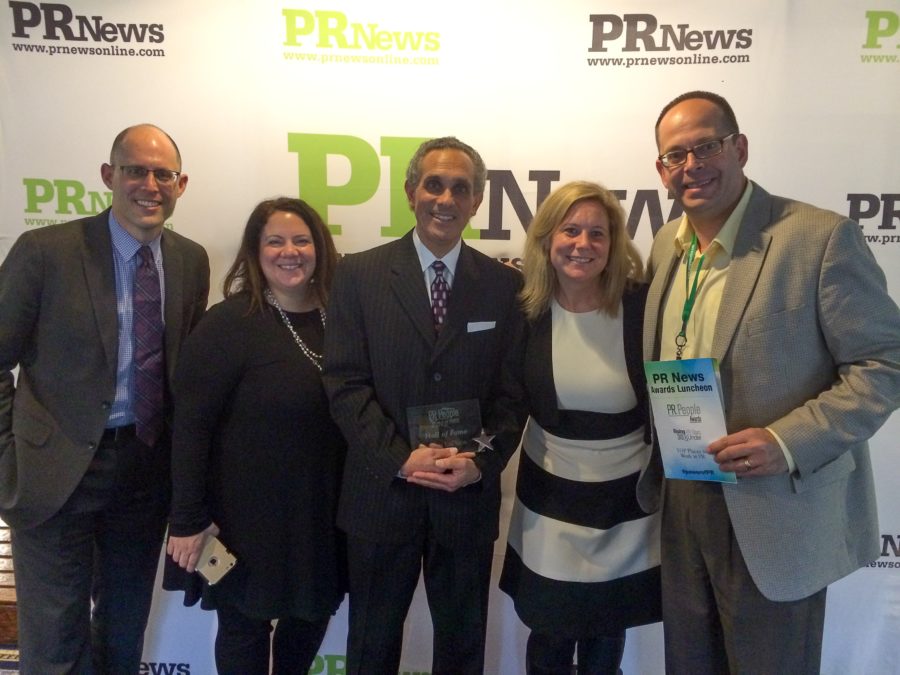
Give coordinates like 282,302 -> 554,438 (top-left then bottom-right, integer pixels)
3,1 -> 899,673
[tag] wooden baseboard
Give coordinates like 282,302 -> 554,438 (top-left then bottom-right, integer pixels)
0,584 -> 16,646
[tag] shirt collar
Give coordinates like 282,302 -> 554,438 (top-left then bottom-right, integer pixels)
412,228 -> 462,276
674,181 -> 754,257
108,211 -> 163,261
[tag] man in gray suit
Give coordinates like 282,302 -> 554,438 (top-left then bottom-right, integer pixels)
0,124 -> 209,673
324,137 -> 526,674
643,91 -> 900,673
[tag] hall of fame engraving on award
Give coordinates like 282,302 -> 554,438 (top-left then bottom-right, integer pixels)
407,399 -> 484,452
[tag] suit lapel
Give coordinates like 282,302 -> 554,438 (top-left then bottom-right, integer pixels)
81,212 -> 118,377
390,234 -> 436,348
711,184 -> 772,362
161,231 -> 185,383
644,238 -> 681,361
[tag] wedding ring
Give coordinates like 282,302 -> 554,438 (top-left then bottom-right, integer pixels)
744,458 -> 752,470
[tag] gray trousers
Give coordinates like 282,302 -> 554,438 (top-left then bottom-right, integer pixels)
661,479 -> 826,675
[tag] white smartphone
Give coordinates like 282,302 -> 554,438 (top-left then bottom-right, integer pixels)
195,535 -> 237,585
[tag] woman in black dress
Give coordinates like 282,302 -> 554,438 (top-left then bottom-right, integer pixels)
166,197 -> 345,674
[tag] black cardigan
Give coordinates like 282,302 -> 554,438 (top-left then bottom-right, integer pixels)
523,283 -> 650,444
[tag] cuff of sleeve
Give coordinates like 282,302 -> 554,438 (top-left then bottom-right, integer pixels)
168,516 -> 212,538
766,426 -> 796,473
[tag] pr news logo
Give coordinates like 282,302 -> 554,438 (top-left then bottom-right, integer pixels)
283,9 -> 439,51
861,10 -> 899,64
588,13 -> 752,53
9,1 -> 164,44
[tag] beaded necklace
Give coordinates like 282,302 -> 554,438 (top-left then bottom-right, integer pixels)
264,288 -> 326,372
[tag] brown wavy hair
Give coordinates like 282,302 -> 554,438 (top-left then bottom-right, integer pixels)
222,197 -> 338,313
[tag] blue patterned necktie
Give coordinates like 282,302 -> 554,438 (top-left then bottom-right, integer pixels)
431,260 -> 450,331
133,246 -> 164,446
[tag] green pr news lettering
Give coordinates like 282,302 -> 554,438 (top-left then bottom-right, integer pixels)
588,14 -> 752,52
23,178 -> 111,215
287,133 -> 426,237
308,654 -> 345,674
287,133 -> 560,239
283,9 -> 439,51
9,1 -> 164,42
286,133 -> 683,240
862,10 -> 899,48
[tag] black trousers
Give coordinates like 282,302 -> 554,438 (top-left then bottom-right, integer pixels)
345,529 -> 494,675
661,480 -> 827,675
12,428 -> 169,675
214,603 -> 330,675
526,631 -> 626,675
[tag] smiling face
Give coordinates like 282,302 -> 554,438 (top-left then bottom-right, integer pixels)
406,149 -> 483,257
100,125 -> 187,243
259,210 -> 316,308
655,98 -> 748,235
549,199 -> 611,294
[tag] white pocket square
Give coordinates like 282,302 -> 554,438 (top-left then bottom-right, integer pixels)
467,321 -> 495,333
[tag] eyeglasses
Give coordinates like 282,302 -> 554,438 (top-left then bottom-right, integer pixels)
658,133 -> 738,168
116,165 -> 181,185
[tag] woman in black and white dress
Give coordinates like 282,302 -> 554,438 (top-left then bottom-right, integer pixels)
500,181 -> 661,675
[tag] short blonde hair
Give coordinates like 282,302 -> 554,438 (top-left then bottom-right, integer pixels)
520,181 -> 643,321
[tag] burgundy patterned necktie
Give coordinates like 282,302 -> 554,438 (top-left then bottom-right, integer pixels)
431,260 -> 450,330
133,245 -> 164,446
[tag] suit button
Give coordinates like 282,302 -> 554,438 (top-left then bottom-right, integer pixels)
88,442 -> 96,450
433,372 -> 442,382
101,401 -> 111,410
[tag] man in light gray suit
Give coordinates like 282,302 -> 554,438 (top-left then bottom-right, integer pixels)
642,91 -> 900,673
0,124 -> 209,673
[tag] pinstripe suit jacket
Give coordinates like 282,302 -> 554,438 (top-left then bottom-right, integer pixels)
641,182 -> 900,601
323,232 -> 527,548
0,210 -> 209,529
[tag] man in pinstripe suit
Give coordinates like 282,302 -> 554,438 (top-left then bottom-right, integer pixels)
324,137 -> 526,674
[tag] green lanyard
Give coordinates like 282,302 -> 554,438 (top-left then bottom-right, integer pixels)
675,234 -> 706,360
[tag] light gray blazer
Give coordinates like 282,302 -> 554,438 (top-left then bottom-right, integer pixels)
641,182 -> 900,601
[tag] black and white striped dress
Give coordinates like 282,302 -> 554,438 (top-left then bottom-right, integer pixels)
500,299 -> 661,637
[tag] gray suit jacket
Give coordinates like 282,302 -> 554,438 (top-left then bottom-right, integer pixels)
323,232 -> 527,549
0,210 -> 209,529
642,182 -> 900,601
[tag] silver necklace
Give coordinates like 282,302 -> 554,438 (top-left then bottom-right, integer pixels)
264,288 -> 326,372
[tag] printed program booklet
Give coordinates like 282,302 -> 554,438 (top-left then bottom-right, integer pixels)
644,357 -> 736,483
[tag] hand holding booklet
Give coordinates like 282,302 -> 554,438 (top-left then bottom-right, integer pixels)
644,357 -> 736,484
